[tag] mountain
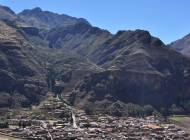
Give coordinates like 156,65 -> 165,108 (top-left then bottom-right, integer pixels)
0,5 -> 28,27
18,7 -> 113,56
71,30 -> 190,115
18,7 -> 112,57
0,5 -> 190,116
0,18 -> 47,108
0,6 -> 102,109
0,5 -> 17,21
18,7 -> 90,29
169,33 -> 190,57
44,22 -> 112,56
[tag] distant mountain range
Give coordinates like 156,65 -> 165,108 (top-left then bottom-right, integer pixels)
169,34 -> 190,57
0,5 -> 190,116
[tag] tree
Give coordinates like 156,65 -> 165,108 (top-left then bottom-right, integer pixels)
143,105 -> 155,116
0,121 -> 8,128
161,108 -> 170,121
84,107 -> 93,115
170,104 -> 180,115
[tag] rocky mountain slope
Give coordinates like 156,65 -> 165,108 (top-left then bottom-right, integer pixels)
0,5 -> 102,108
71,30 -> 190,115
0,17 -> 47,108
0,5 -> 190,116
44,23 -> 112,56
18,7 -> 112,57
0,5 -> 17,21
169,34 -> 190,57
18,7 -> 90,29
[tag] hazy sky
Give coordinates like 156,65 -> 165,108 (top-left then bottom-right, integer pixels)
0,0 -> 190,44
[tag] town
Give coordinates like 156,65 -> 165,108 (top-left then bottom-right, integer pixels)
0,93 -> 189,140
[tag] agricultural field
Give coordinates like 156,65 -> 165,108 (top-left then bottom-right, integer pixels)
170,116 -> 190,132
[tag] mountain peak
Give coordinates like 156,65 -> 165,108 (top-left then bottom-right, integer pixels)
20,7 -> 42,15
0,5 -> 15,14
0,5 -> 17,21
170,33 -> 190,57
19,7 -> 90,29
112,29 -> 157,46
115,29 -> 151,38
31,7 -> 42,12
183,33 -> 190,40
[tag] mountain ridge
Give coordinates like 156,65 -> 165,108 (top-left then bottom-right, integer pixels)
169,33 -> 190,57
0,5 -> 190,116
18,7 -> 90,29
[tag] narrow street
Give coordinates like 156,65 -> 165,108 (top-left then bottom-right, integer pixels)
40,121 -> 53,140
72,110 -> 78,128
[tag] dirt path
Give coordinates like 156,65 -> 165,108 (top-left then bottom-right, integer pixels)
87,58 -> 105,71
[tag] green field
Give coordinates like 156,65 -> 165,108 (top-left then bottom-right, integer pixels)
169,115 -> 190,132
170,116 -> 187,122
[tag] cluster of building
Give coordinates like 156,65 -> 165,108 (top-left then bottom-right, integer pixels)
0,95 -> 189,140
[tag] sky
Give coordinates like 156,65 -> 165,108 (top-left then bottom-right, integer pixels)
0,0 -> 190,44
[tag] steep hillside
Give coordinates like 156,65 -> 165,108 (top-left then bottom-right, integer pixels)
0,6 -> 98,108
0,5 -> 18,21
0,5 -> 190,117
170,34 -> 190,57
28,46 -> 102,95
0,19 -> 47,108
44,23 -> 112,56
71,30 -> 190,115
19,7 -> 112,57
